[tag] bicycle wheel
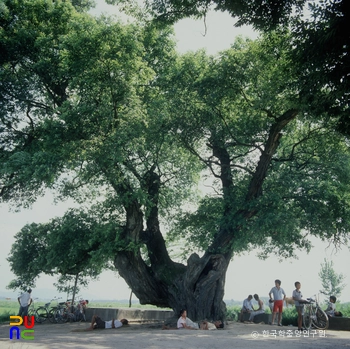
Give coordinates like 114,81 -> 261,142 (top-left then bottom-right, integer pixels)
55,308 -> 68,324
313,307 -> 329,329
48,308 -> 57,323
303,307 -> 312,330
36,306 -> 48,323
27,309 -> 40,324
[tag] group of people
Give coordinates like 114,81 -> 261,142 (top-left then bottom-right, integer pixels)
88,309 -> 224,331
167,309 -> 224,330
17,281 -> 343,332
240,279 -> 343,332
239,294 -> 265,323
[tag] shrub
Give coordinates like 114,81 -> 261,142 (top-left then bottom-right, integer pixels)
226,305 -> 241,321
0,310 -> 12,324
281,307 -> 298,326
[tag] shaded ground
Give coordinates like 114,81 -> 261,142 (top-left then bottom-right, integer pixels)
1,320 -> 350,349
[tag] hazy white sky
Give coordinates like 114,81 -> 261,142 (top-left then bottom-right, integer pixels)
1,0 -> 349,304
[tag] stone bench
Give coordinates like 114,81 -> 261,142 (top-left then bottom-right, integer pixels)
240,312 -> 271,324
328,316 -> 350,331
85,307 -> 174,323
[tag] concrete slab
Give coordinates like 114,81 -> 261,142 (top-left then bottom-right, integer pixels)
241,312 -> 271,324
328,316 -> 350,331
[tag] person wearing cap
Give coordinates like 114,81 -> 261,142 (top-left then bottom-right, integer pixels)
17,288 -> 32,317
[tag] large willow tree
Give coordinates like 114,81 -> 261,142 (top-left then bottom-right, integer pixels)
2,0 -> 350,320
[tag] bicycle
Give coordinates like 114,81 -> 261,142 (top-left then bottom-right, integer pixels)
36,301 -> 55,323
27,298 -> 42,324
302,296 -> 329,330
51,299 -> 76,323
48,297 -> 65,323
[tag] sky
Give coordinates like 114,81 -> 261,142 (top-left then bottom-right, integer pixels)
0,0 -> 349,305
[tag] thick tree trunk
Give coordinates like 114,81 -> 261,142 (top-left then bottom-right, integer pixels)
114,250 -> 229,321
113,110 -> 298,321
168,253 -> 229,321
113,172 -> 229,320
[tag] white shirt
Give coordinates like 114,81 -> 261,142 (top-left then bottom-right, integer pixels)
104,320 -> 123,329
325,302 -> 336,315
177,317 -> 186,328
269,287 -> 286,301
292,289 -> 303,306
19,292 -> 31,307
177,317 -> 199,329
258,300 -> 265,311
242,298 -> 254,311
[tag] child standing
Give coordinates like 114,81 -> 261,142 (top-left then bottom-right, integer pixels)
269,279 -> 286,326
292,281 -> 305,331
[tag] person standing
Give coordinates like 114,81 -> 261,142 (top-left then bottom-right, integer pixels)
292,281 -> 305,331
17,288 -> 32,317
269,279 -> 286,326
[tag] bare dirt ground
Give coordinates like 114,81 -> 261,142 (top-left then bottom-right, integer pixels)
1,320 -> 350,349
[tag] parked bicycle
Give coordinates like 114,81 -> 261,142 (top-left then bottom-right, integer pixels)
302,296 -> 329,330
49,297 -> 64,323
27,298 -> 42,324
36,300 -> 55,323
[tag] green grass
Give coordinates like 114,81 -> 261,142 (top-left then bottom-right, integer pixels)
0,300 -> 20,315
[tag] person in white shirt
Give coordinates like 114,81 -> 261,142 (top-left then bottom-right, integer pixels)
269,279 -> 286,326
292,281 -> 306,331
17,288 -> 32,317
87,315 -> 128,330
162,312 -> 223,330
240,295 -> 254,322
177,309 -> 199,329
248,294 -> 265,322
325,296 -> 337,316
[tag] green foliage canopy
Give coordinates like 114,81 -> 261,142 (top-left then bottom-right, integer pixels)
1,1 -> 350,314
7,208 -> 116,290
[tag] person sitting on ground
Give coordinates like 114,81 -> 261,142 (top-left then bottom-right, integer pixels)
177,309 -> 199,329
87,315 -> 128,330
247,294 -> 265,323
240,295 -> 254,322
163,314 -> 224,330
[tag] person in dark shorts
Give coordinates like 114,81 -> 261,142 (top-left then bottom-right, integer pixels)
87,315 -> 128,330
